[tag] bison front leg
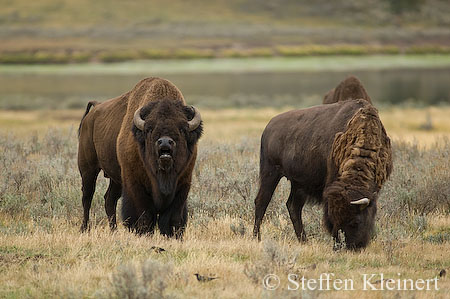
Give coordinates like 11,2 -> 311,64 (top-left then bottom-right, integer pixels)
158,183 -> 190,239
286,184 -> 307,242
174,204 -> 188,239
134,212 -> 157,235
121,185 -> 157,235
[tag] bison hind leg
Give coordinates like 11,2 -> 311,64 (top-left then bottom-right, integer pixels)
286,184 -> 308,242
253,167 -> 282,241
104,180 -> 122,231
80,168 -> 100,232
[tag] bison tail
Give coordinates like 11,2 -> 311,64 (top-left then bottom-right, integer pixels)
258,133 -> 267,179
78,101 -> 99,137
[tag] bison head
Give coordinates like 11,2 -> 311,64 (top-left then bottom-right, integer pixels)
132,100 -> 203,197
323,185 -> 377,250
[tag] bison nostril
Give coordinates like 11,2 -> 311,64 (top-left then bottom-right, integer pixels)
157,137 -> 175,149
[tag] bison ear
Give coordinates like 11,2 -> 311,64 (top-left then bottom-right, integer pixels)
183,106 -> 203,147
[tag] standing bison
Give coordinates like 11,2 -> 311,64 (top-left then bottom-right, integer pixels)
253,99 -> 392,249
323,76 -> 372,104
78,77 -> 203,238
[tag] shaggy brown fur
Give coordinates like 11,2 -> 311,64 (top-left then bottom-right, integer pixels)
253,99 -> 392,249
332,105 -> 392,191
78,77 -> 203,238
324,105 -> 392,248
323,76 -> 372,104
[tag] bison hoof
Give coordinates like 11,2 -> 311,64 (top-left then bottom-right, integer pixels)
80,223 -> 89,233
109,223 -> 117,231
252,231 -> 261,241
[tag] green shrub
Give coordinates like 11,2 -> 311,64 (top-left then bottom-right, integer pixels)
221,48 -> 273,58
405,45 -> 450,55
102,259 -> 173,299
98,50 -> 141,63
276,44 -> 401,57
140,49 -> 172,59
0,53 -> 39,64
71,52 -> 92,63
380,139 -> 450,216
172,48 -> 215,59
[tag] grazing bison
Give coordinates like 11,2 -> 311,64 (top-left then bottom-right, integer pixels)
253,99 -> 392,249
78,77 -> 203,238
323,76 -> 372,104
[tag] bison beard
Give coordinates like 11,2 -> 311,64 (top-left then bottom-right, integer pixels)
253,99 -> 392,250
157,169 -> 177,197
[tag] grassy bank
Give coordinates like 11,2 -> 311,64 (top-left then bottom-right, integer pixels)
0,108 -> 449,297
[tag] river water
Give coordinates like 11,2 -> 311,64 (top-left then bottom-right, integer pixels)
0,67 -> 449,109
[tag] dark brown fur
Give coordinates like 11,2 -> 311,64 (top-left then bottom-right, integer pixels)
78,77 -> 202,238
253,99 -> 392,249
323,76 -> 372,104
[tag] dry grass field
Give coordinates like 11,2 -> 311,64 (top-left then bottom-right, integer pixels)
1,106 -> 449,145
1,107 -> 449,298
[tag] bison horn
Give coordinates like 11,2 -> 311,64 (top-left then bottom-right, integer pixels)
350,197 -> 370,208
133,107 -> 145,131
187,106 -> 202,131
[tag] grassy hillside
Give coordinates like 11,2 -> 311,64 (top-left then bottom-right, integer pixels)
1,0 -> 450,62
3,0 -> 450,29
0,108 -> 449,297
